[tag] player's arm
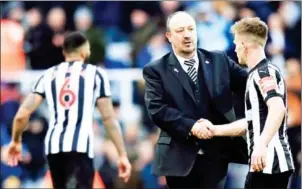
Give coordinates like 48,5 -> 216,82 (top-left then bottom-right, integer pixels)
210,118 -> 248,136
260,97 -> 286,146
255,68 -> 286,146
95,68 -> 131,183
250,66 -> 286,172
96,97 -> 131,183
6,74 -> 45,167
96,97 -> 127,157
12,93 -> 44,143
95,68 -> 127,157
12,73 -> 46,143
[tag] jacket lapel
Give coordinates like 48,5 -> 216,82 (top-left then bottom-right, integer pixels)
168,53 -> 197,104
198,50 -> 213,98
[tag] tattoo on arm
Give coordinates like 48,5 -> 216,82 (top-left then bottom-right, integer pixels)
12,93 -> 43,143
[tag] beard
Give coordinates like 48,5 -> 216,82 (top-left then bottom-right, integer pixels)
182,43 -> 196,54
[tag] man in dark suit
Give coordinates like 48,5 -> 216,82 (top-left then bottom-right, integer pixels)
143,11 -> 248,188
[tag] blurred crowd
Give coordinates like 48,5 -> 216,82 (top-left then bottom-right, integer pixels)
0,1 -> 301,188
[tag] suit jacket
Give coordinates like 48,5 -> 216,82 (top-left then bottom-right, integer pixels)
143,49 -> 249,176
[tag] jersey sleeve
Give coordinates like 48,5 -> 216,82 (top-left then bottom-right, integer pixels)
96,68 -> 111,98
253,65 -> 283,102
31,74 -> 46,98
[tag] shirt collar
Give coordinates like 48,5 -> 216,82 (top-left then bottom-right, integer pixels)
248,58 -> 269,75
174,51 -> 199,65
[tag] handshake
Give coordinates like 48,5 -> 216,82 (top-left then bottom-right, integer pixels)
190,119 -> 218,139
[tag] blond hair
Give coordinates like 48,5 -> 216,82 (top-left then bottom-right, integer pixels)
231,17 -> 268,47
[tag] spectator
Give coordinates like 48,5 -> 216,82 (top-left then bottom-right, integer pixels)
266,13 -> 286,75
24,7 -> 53,70
157,1 -> 183,28
278,1 -> 301,59
135,31 -> 169,135
136,31 -> 170,68
284,58 -> 301,189
74,6 -> 106,66
45,7 -> 67,67
129,9 -> 159,67
213,1 -> 236,22
187,2 -> 233,52
1,2 -> 26,75
1,1 -> 25,24
244,1 -> 274,22
0,83 -> 21,105
90,1 -> 122,29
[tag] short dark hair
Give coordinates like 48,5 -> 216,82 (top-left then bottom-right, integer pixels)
62,32 -> 88,53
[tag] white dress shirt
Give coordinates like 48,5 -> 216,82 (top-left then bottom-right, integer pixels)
174,52 -> 199,76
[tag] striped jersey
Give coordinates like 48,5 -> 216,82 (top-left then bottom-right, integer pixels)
245,58 -> 294,174
32,61 -> 111,158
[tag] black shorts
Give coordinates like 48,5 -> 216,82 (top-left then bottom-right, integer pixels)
245,170 -> 293,189
47,152 -> 94,189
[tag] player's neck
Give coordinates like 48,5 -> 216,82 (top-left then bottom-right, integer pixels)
246,49 -> 266,70
65,56 -> 85,63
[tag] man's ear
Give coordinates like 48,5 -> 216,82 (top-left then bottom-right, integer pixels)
242,42 -> 248,56
165,32 -> 172,43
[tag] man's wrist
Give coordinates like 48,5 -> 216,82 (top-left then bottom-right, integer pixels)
119,151 -> 128,158
213,126 -> 221,136
258,136 -> 268,147
12,137 -> 22,143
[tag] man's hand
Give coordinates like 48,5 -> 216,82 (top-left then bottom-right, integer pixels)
117,155 -> 132,183
251,141 -> 267,172
206,124 -> 219,136
6,141 -> 22,167
191,119 -> 213,139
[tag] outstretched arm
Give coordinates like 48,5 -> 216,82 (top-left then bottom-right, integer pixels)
209,118 -> 248,137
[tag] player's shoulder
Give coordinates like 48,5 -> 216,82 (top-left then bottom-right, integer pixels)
250,59 -> 284,86
92,65 -> 110,81
94,65 -> 107,74
256,60 -> 281,77
42,65 -> 59,75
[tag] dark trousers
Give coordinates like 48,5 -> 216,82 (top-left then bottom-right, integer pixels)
166,155 -> 228,188
47,152 -> 94,189
245,170 -> 293,188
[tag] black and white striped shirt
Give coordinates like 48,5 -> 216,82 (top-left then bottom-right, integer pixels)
32,61 -> 111,158
245,59 -> 294,174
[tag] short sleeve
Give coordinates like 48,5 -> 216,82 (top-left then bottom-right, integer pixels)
253,66 -> 283,102
96,68 -> 111,98
32,74 -> 45,97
